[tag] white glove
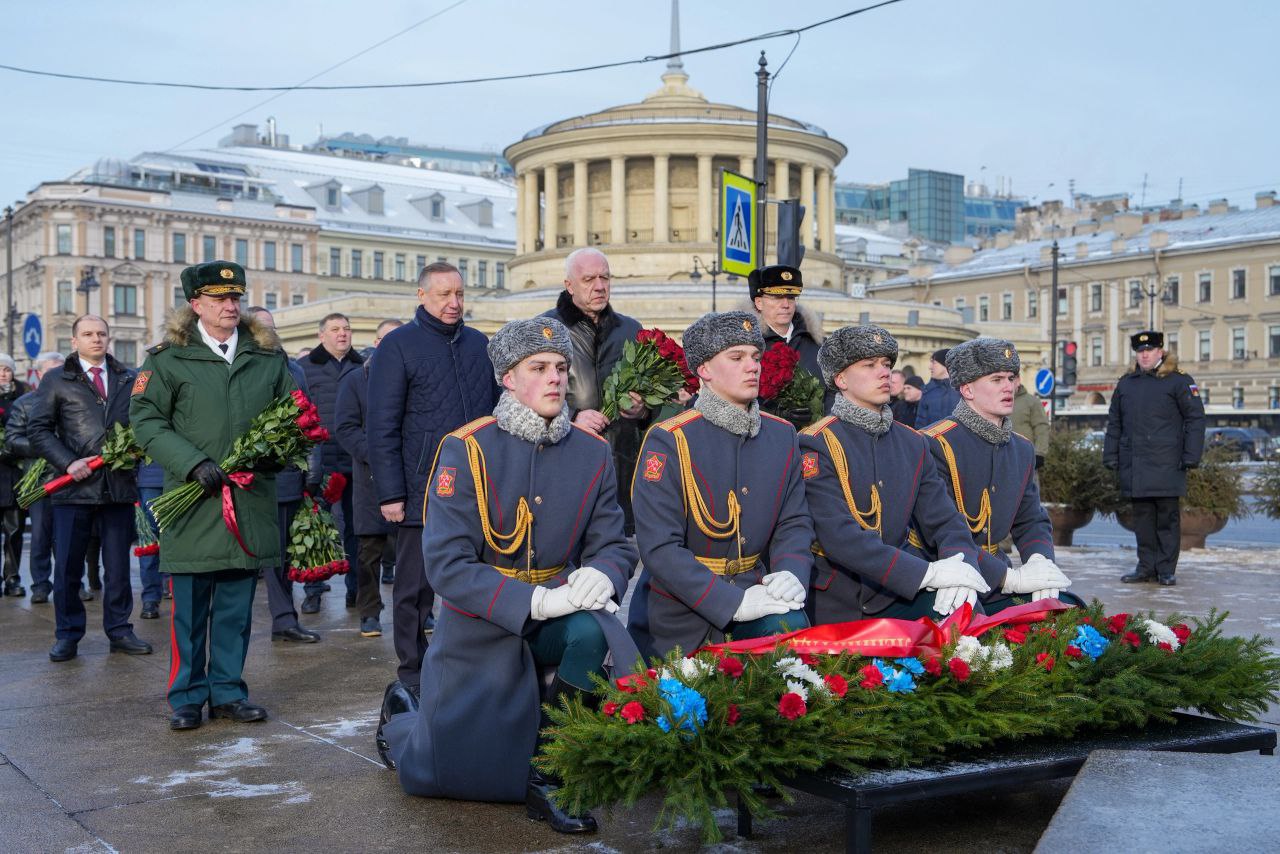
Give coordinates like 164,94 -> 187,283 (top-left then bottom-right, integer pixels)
732,584 -> 794,623
920,553 -> 990,594
567,566 -> 613,610
529,585 -> 577,621
1002,553 -> 1071,595
761,571 -> 806,605
1031,589 -> 1060,602
932,586 -> 979,616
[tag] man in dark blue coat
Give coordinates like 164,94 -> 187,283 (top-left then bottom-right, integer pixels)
628,311 -> 813,661
920,339 -> 1075,614
799,325 -> 989,622
367,262 -> 500,700
380,318 -> 637,835
915,348 -> 962,429
1104,331 -> 1206,585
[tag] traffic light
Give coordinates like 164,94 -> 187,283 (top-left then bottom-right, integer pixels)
1062,340 -> 1078,388
777,199 -> 806,267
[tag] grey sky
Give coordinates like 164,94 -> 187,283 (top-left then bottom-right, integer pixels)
2,0 -> 1275,211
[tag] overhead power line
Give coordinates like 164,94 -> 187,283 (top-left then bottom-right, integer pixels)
0,1 -> 905,93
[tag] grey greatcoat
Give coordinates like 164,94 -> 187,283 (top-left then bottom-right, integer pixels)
383,416 -> 638,803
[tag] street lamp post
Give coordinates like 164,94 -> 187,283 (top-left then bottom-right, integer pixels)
77,266 -> 100,316
691,256 -> 724,312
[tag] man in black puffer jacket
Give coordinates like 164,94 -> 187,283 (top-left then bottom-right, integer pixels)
28,316 -> 151,662
367,263 -> 499,700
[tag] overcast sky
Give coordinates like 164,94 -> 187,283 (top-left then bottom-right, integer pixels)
2,0 -> 1274,211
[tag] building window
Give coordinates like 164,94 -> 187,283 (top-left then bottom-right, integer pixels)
1001,293 -> 1013,320
351,250 -> 363,278
954,297 -> 966,311
326,186 -> 339,208
114,340 -> 137,367
329,247 -> 340,276
292,293 -> 305,306
203,234 -> 217,262
416,255 -> 427,278
1198,329 -> 1211,362
263,241 -> 277,271
436,256 -> 446,263
478,260 -> 488,288
1232,268 -> 1246,300
977,295 -> 989,322
458,258 -> 468,285
113,284 -> 137,316
265,292 -> 278,310
1128,279 -> 1143,308
291,243 -> 304,273
1198,272 -> 1212,303
56,224 -> 72,255
173,232 -> 186,264
1056,286 -> 1067,317
1269,386 -> 1280,410
431,198 -> 443,219
134,228 -> 146,260
1270,265 -> 1280,297
373,251 -> 384,279
1090,283 -> 1102,312
57,280 -> 74,313
1027,290 -> 1038,319
235,238 -> 249,267
56,337 -> 72,355
1232,327 -> 1246,360
173,286 -> 185,308
496,262 -> 505,289
1270,325 -> 1280,358
1232,387 -> 1244,410
1165,275 -> 1180,305
103,226 -> 116,258
1167,332 -> 1179,356
1090,335 -> 1103,367
395,254 -> 406,281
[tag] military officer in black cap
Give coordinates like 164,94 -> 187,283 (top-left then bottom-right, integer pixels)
628,311 -> 813,661
747,264 -> 828,425
1104,331 -> 1205,585
379,318 -> 638,835
919,339 -> 1076,614
799,325 -> 991,622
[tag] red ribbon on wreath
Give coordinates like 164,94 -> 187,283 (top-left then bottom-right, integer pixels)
221,471 -> 257,556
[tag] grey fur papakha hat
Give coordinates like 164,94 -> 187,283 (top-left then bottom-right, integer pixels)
817,324 -> 898,388
487,317 -> 574,382
946,337 -> 1020,388
682,311 -> 765,373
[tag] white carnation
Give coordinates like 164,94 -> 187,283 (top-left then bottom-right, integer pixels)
953,636 -> 982,664
1142,619 -> 1180,650
776,658 -> 828,693
785,680 -> 809,702
983,643 -> 1014,670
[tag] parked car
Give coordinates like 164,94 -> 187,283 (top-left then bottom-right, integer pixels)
1205,427 -> 1272,461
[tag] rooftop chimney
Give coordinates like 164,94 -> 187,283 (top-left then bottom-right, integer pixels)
1257,190 -> 1277,209
1208,198 -> 1230,216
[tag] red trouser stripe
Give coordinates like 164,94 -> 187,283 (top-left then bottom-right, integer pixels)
166,576 -> 181,702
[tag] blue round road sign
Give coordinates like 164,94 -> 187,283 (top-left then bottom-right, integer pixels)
22,314 -> 42,360
1034,368 -> 1055,397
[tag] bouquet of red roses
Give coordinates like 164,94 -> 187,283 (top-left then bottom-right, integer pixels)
286,493 -> 350,583
600,328 -> 698,419
18,424 -> 147,509
758,342 -> 824,427
133,501 -> 159,557
149,390 -> 329,537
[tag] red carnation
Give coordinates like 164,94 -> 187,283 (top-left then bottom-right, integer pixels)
1106,613 -> 1130,634
726,704 -> 741,726
1036,653 -> 1056,672
948,657 -> 971,682
1171,624 -> 1191,645
1121,631 -> 1141,648
798,652 -> 819,666
717,656 -> 745,679
777,692 -> 807,720
1158,641 -> 1174,653
859,664 -> 884,690
823,673 -> 848,698
924,657 -> 942,676
602,701 -> 619,717
1002,627 -> 1028,645
646,668 -> 659,679
1065,645 -> 1084,659
616,674 -> 649,694
620,701 -> 645,724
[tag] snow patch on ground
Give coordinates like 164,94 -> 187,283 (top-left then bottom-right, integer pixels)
299,716 -> 375,740
129,735 -> 311,806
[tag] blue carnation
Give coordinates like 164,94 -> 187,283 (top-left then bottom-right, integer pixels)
872,659 -> 917,694
1072,625 -> 1110,661
895,657 -> 925,675
656,678 -> 708,737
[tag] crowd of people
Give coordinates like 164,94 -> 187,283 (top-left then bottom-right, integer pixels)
0,248 -> 1204,836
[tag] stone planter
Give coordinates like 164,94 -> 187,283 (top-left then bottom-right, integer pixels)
1179,508 -> 1228,550
1045,504 -> 1095,547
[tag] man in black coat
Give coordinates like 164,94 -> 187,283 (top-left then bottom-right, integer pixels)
915,348 -> 962,428
0,353 -> 30,597
367,262 -> 500,700
5,352 -> 65,603
1104,331 -> 1206,585
542,248 -> 650,535
27,316 -> 151,661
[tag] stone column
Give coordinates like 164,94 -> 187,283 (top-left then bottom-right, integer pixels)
653,154 -> 669,243
816,168 -> 832,253
739,156 -> 753,178
523,170 -> 540,252
544,164 -> 559,250
573,159 -> 588,247
800,164 -> 815,247
827,173 -> 837,253
610,156 -> 626,244
514,171 -> 525,254
696,154 -> 713,243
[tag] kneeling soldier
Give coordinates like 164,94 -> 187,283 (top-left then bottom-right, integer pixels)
378,319 -> 638,835
628,311 -> 813,661
920,339 -> 1076,613
799,325 -> 990,622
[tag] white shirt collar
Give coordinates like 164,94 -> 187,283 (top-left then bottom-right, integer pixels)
79,357 -> 108,396
770,322 -> 794,343
197,321 -> 238,364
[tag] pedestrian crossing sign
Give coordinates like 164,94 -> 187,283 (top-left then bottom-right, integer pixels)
719,170 -> 758,277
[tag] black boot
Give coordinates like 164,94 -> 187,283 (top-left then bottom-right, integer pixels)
526,677 -> 598,833
376,681 -> 419,770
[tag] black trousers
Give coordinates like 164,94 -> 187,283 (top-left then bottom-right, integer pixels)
264,500 -> 302,632
1,506 -> 25,584
356,535 -> 386,620
1132,496 -> 1181,580
52,503 -> 133,641
392,524 -> 434,689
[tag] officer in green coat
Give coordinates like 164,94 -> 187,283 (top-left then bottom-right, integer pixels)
130,261 -> 295,731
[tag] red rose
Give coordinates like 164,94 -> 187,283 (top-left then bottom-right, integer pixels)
1158,641 -> 1174,653
924,657 -> 942,676
646,668 -> 659,679
602,701 -> 619,717
297,411 -> 321,429
616,674 -> 649,694
1002,628 -> 1028,645
777,692 -> 807,720
948,658 -> 971,682
620,701 -> 645,724
823,673 -> 848,698
290,389 -> 308,406
717,656 -> 745,679
1121,631 -> 1141,648
726,704 -> 741,726
1171,624 -> 1191,645
636,329 -> 655,345
322,472 -> 348,506
1036,653 -> 1056,672
1065,645 -> 1084,659
858,664 -> 883,690
1106,613 -> 1130,634
658,339 -> 682,361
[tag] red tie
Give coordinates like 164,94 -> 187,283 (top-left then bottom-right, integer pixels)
89,366 -> 106,399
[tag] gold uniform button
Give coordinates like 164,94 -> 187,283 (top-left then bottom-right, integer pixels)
534,496 -> 543,505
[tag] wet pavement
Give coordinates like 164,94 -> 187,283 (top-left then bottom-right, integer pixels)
1,544 -> 1276,853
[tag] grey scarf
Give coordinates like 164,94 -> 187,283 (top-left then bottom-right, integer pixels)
951,400 -> 1011,445
831,395 -> 894,436
694,386 -> 761,438
493,391 -> 572,445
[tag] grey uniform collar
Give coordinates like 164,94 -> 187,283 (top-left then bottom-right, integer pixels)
951,399 -> 1012,445
831,394 -> 894,436
493,391 -> 572,445
694,386 -> 761,437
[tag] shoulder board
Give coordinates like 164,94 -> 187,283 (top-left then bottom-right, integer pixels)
800,415 -> 837,437
1011,430 -> 1030,443
760,411 -> 792,427
892,421 -> 923,436
571,423 -> 608,443
921,419 -> 958,438
146,342 -> 169,355
447,416 -> 496,440
654,409 -> 703,433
